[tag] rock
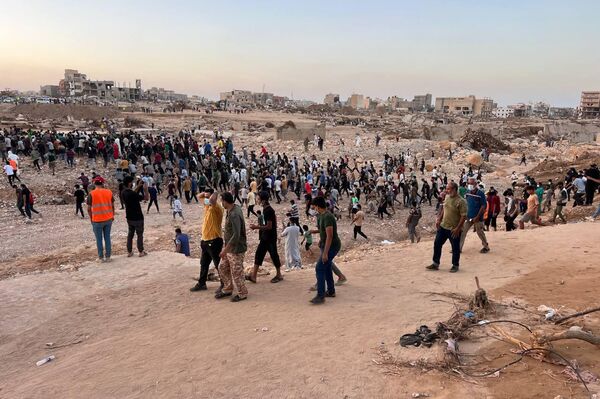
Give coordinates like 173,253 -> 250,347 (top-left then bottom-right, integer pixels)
467,153 -> 483,166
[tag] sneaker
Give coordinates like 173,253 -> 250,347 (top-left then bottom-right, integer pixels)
335,279 -> 347,286
104,257 -> 112,263
426,264 -> 439,271
139,251 -> 148,257
450,266 -> 459,273
190,283 -> 207,292
127,252 -> 134,258
325,292 -> 336,298
480,247 -> 490,254
310,296 -> 325,305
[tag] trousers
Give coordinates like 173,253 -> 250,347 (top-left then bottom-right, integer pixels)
433,227 -> 461,267
92,220 -> 112,258
127,219 -> 144,253
219,252 -> 248,298
459,220 -> 489,251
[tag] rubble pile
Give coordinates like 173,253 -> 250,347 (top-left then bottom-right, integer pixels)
459,128 -> 511,152
5,104 -> 121,121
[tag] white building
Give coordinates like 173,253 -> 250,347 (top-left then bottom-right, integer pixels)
492,106 -> 515,118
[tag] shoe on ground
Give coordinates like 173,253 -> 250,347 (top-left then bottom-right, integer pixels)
325,292 -> 336,298
450,266 -> 459,273
309,285 -> 317,292
480,247 -> 490,254
426,264 -> 439,271
190,283 -> 207,292
215,291 -> 232,299
104,257 -> 112,263
335,279 -> 347,286
139,251 -> 148,257
127,252 -> 134,258
231,295 -> 247,302
310,296 -> 325,305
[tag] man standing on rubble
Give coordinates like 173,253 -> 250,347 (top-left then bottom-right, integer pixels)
459,177 -> 490,254
427,182 -> 467,273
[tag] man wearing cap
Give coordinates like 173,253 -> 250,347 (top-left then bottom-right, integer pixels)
87,176 -> 115,262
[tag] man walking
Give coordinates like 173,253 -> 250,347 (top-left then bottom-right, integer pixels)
87,176 -> 115,262
310,196 -> 342,304
248,191 -> 283,283
122,175 -> 148,257
215,192 -> 248,302
551,182 -> 567,224
190,189 -> 224,292
460,177 -> 490,253
427,182 -> 467,273
351,204 -> 368,240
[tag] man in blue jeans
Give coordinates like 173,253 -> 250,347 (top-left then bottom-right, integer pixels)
310,196 -> 342,304
87,176 -> 115,262
427,182 -> 467,273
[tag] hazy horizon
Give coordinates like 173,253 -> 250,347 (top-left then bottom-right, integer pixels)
1,0 -> 599,107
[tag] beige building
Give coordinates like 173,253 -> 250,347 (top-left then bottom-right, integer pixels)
348,93 -> 365,109
435,95 -> 494,117
323,93 -> 340,105
580,91 -> 600,119
220,90 -> 253,105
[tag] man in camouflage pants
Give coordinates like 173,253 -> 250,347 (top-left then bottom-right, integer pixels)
216,192 -> 248,302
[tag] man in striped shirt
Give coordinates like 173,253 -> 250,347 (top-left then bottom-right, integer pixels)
288,199 -> 300,227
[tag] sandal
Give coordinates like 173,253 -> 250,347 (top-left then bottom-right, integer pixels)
231,295 -> 247,302
215,291 -> 232,299
270,276 -> 284,283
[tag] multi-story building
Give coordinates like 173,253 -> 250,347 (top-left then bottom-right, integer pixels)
435,95 -> 494,117
253,92 -> 274,105
348,94 -> 365,109
412,94 -> 432,111
387,96 -> 413,110
324,93 -> 340,105
57,69 -> 141,101
492,106 -> 515,118
580,91 -> 600,119
39,85 -> 59,97
220,90 -> 253,105
146,87 -> 188,102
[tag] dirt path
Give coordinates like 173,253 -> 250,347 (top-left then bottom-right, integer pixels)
1,221 -> 598,398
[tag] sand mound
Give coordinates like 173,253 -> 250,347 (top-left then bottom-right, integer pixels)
8,104 -> 121,120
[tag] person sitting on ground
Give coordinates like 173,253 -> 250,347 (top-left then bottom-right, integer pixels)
174,228 -> 190,257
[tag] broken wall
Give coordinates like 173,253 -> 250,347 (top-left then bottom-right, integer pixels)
276,124 -> 327,141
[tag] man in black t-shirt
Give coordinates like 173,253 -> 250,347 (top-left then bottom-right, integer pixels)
122,175 -> 149,257
248,191 -> 283,283
74,184 -> 86,218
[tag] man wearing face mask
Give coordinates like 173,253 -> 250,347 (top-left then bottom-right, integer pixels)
460,177 -> 490,254
190,188 -> 225,293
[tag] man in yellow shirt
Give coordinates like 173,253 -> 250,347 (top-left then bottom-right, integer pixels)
191,188 -> 225,292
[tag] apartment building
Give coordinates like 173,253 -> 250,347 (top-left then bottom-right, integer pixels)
580,91 -> 600,119
435,95 -> 494,117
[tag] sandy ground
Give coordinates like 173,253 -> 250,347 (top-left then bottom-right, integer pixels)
1,221 -> 599,399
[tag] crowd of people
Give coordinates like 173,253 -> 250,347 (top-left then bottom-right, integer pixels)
2,125 -> 600,304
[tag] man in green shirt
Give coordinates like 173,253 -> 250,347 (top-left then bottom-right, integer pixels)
216,192 -> 248,302
310,196 -> 341,304
427,182 -> 467,273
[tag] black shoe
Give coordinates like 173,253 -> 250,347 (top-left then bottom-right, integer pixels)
426,264 -> 439,271
231,295 -> 247,302
215,291 -> 232,299
480,247 -> 490,253
190,283 -> 207,292
449,266 -> 459,273
310,296 -> 325,304
325,292 -> 336,298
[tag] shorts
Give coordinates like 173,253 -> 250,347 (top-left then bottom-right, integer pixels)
254,240 -> 281,268
520,213 -> 534,223
305,242 -> 312,251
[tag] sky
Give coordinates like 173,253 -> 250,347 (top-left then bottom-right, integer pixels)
1,0 -> 599,106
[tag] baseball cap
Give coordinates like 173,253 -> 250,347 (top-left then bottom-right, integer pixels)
93,176 -> 105,184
